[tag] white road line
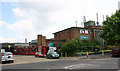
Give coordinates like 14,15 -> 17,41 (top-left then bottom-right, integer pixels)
90,61 -> 106,63
64,63 -> 99,69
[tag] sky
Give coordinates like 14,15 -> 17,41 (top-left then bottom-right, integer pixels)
0,0 -> 120,43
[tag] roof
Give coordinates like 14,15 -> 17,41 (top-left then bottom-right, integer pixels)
53,26 -> 102,34
46,39 -> 66,42
53,27 -> 86,34
2,43 -> 29,44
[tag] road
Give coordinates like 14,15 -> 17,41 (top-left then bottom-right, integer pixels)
1,53 -> 120,71
2,57 -> 119,69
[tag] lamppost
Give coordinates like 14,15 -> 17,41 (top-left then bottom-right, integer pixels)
8,45 -> 10,52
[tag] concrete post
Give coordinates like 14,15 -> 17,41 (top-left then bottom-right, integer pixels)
87,52 -> 89,57
102,50 -> 104,55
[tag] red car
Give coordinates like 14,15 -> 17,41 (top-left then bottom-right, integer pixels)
35,52 -> 44,57
112,47 -> 120,57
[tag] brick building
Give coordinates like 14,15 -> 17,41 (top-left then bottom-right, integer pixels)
53,26 -> 103,45
37,27 -> 103,49
36,20 -> 104,51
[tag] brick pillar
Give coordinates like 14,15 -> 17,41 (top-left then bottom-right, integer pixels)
37,35 -> 42,52
42,36 -> 46,46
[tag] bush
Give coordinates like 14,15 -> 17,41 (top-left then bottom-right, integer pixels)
61,39 -> 78,56
60,38 -> 101,56
105,45 -> 113,50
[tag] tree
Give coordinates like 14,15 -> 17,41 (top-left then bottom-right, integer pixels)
60,38 -> 101,56
99,10 -> 120,45
61,38 -> 79,56
91,39 -> 100,46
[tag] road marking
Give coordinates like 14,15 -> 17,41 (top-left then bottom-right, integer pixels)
64,63 -> 99,69
90,61 -> 106,63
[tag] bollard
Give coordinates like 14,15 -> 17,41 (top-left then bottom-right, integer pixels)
65,52 -> 67,57
102,50 -> 104,55
87,52 -> 89,57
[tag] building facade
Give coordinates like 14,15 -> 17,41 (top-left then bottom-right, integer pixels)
1,43 -> 29,53
53,26 -> 103,46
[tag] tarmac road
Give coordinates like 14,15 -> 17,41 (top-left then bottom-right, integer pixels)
2,57 -> 119,69
1,53 -> 120,70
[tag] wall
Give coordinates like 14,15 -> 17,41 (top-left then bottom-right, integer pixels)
54,27 -> 93,42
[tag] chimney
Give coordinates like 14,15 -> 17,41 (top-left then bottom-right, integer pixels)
25,38 -> 27,43
37,35 -> 42,46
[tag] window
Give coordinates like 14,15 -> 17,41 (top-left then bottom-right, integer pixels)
80,29 -> 84,34
85,30 -> 88,34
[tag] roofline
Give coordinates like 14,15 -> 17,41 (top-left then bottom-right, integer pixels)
53,27 -> 86,34
53,26 -> 103,34
1,43 -> 29,44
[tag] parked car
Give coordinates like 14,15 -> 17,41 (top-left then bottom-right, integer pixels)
1,52 -> 14,63
46,51 -> 59,59
35,52 -> 44,57
112,47 -> 120,56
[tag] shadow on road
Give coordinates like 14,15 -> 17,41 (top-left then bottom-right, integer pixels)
2,61 -> 13,64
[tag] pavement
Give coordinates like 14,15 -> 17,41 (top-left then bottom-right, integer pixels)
79,53 -> 113,59
61,53 -> 117,60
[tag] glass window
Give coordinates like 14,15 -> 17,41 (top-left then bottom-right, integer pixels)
85,30 -> 88,34
38,52 -> 41,54
80,29 -> 84,34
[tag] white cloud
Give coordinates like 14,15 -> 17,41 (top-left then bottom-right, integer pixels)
0,21 -> 6,26
0,36 -> 17,43
0,0 -> 120,43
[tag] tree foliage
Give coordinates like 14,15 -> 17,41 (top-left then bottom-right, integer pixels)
99,10 -> 120,45
60,38 -> 100,56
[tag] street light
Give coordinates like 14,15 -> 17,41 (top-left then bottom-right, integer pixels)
8,45 -> 10,52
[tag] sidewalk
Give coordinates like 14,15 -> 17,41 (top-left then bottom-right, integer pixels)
60,53 -> 112,60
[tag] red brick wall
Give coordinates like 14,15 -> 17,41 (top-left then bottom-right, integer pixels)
37,35 -> 46,50
54,28 -> 93,42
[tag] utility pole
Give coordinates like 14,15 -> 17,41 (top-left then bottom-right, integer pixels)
103,15 -> 104,21
96,13 -> 99,26
83,16 -> 86,23
75,21 -> 77,27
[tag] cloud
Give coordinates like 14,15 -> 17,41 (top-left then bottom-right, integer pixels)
0,21 -> 6,26
0,0 -> 119,43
